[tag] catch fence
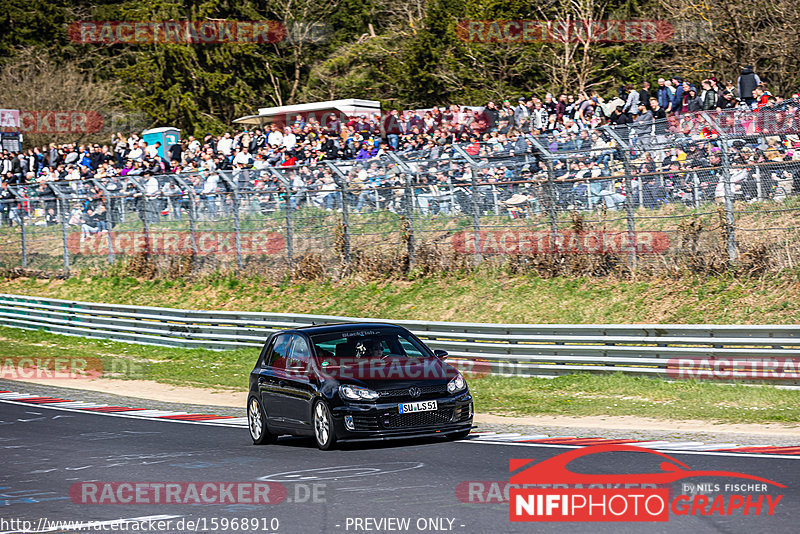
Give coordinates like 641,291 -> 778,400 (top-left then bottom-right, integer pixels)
2,103 -> 799,277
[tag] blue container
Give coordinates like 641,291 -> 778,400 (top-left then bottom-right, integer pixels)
141,127 -> 180,159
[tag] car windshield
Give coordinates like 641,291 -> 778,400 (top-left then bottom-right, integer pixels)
310,328 -> 430,363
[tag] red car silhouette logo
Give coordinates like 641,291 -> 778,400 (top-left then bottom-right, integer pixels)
509,444 -> 785,487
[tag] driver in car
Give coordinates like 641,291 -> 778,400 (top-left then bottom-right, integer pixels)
355,338 -> 384,358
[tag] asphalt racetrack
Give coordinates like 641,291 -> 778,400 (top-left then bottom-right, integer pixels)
1,398 -> 798,534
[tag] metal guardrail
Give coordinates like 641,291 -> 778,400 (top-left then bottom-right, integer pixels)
1,293 -> 798,384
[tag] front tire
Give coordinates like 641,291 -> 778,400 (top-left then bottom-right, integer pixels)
313,401 -> 337,450
248,397 -> 275,445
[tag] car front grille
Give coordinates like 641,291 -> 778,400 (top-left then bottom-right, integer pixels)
385,408 -> 454,428
377,384 -> 447,400
350,406 -> 469,431
352,414 -> 379,431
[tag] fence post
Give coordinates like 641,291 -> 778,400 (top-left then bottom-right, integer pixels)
59,197 -> 70,277
284,190 -> 294,268
529,137 -> 559,251
403,171 -> 416,269
218,173 -> 243,269
19,205 -> 27,269
453,144 -> 482,263
172,174 -> 199,272
324,161 -> 351,266
125,177 -> 151,262
92,178 -> 115,264
604,126 -> 638,271
703,112 -> 737,264
389,152 -> 417,267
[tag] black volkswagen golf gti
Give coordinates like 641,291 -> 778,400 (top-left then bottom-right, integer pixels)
247,323 -> 473,449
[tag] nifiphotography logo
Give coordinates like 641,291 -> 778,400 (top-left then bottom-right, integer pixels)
508,444 -> 785,522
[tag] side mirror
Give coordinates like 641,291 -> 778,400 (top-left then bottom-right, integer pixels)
433,349 -> 448,360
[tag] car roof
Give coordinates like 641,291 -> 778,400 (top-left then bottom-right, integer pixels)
278,322 -> 407,336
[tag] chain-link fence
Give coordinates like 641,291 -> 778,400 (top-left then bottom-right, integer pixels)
2,104 -> 799,278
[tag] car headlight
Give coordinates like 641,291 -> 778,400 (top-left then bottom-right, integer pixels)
339,384 -> 380,401
447,373 -> 466,393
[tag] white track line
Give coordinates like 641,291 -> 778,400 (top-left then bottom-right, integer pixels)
1,396 -> 797,457
461,439 -> 800,459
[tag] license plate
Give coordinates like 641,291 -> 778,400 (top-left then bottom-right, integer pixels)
398,400 -> 437,414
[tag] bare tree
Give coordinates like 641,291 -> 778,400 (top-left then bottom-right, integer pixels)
536,0 -> 617,93
658,0 -> 800,95
0,49 -> 126,147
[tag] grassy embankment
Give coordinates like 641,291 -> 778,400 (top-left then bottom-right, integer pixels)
1,271 -> 799,324
1,271 -> 799,424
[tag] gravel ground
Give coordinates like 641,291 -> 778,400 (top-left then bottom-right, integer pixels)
2,379 -> 798,447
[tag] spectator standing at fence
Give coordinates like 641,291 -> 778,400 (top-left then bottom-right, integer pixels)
632,103 -> 653,147
656,78 -> 673,110
639,81 -> 652,110
609,106 -> 630,126
700,80 -> 717,110
669,77 -> 685,114
266,124 -> 283,148
80,208 -> 101,241
530,99 -> 550,133
623,84 -> 640,114
513,97 -> 529,131
717,90 -> 737,110
143,140 -> 157,159
127,142 -> 143,162
217,132 -> 233,156
724,80 -> 739,100
738,66 -> 761,108
0,180 -> 14,226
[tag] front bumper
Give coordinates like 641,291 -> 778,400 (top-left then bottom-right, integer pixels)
330,392 -> 473,442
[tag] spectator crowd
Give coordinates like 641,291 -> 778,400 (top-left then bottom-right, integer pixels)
3,65 -> 800,229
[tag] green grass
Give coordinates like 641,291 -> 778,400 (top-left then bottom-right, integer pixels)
2,326 -> 799,424
2,270 -> 800,324
470,374 -> 800,425
0,326 -> 252,390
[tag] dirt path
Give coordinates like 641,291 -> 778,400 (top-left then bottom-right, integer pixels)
8,376 -> 800,438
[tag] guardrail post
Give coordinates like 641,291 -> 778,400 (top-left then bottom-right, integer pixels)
604,126 -> 638,271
